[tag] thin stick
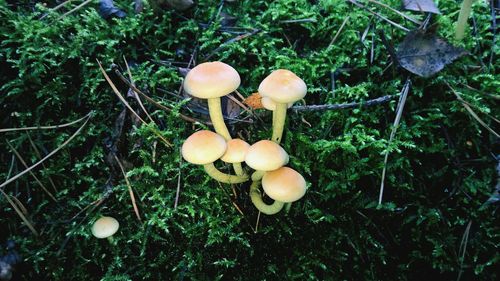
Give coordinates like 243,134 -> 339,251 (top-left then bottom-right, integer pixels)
57,0 -> 93,19
114,155 -> 142,222
378,79 -> 411,205
0,114 -> 91,190
123,56 -> 155,123
291,95 -> 395,111
174,149 -> 182,209
456,220 -> 472,281
0,189 -> 39,236
347,0 -> 410,32
6,141 -> 57,202
366,0 -> 422,25
254,211 -> 261,233
0,112 -> 92,133
329,16 -> 350,47
26,132 -> 58,193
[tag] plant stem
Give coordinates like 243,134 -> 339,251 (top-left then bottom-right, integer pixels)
207,98 -> 231,140
271,103 -> 288,143
251,170 -> 265,181
204,163 -> 249,184
249,181 -> 284,215
455,0 -> 475,40
233,162 -> 244,176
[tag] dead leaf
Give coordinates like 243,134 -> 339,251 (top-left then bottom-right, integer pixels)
224,96 -> 241,119
402,0 -> 440,14
396,30 -> 466,77
243,92 -> 263,110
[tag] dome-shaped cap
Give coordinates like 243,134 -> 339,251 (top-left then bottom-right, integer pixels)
92,216 -> 119,239
183,62 -> 241,99
182,130 -> 227,165
258,69 -> 307,104
244,140 -> 288,171
261,97 -> 293,111
221,139 -> 250,163
262,167 -> 306,203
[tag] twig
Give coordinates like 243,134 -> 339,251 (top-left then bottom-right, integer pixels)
378,79 -> 411,205
114,155 -> 142,222
0,113 -> 91,190
57,0 -> 93,20
328,16 -> 350,47
26,132 -> 58,193
456,220 -> 472,281
203,29 -> 261,61
290,94 -> 396,111
447,83 -> 500,138
0,189 -> 39,236
366,0 -> 422,25
279,18 -> 317,24
174,149 -> 182,209
6,141 -> 57,202
254,211 -> 261,233
0,112 -> 92,133
123,57 -> 155,124
347,0 -> 410,32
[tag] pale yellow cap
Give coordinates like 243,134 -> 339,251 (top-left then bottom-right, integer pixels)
183,62 -> 241,99
258,69 -> 307,103
92,216 -> 119,239
244,140 -> 288,171
261,97 -> 293,111
182,130 -> 227,165
262,167 -> 306,203
221,139 -> 250,163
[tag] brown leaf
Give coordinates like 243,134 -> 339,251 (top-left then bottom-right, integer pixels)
243,92 -> 263,110
396,30 -> 466,77
402,0 -> 440,14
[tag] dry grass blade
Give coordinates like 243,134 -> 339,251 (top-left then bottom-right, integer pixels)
123,56 -> 155,124
174,148 -> 182,209
329,16 -> 350,47
97,60 -> 173,147
255,211 -> 261,234
9,194 -> 29,215
57,0 -> 93,20
0,189 -> 39,236
366,0 -> 422,25
347,0 -> 410,32
26,132 -> 58,193
456,220 -> 472,281
0,112 -> 92,133
0,114 -> 91,190
114,155 -> 142,222
378,79 -> 411,205
447,83 -> 500,138
6,141 -> 57,202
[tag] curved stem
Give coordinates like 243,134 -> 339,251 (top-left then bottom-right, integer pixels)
207,98 -> 231,140
233,162 -> 244,176
271,103 -> 287,144
284,203 -> 292,213
204,163 -> 248,184
455,0 -> 475,40
249,181 -> 284,215
251,170 -> 265,181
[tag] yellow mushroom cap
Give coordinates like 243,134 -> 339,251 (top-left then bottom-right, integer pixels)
262,167 -> 306,203
261,97 -> 293,111
258,69 -> 307,104
92,216 -> 119,239
183,61 -> 241,99
182,130 -> 227,165
244,140 -> 289,171
221,139 -> 250,163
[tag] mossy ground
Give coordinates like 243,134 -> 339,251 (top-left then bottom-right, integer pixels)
0,0 -> 498,280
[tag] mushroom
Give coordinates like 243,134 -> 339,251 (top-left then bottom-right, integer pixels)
258,69 -> 307,144
244,140 -> 289,215
182,130 -> 248,184
91,216 -> 119,243
183,62 -> 240,141
262,167 -> 306,203
220,138 -> 250,176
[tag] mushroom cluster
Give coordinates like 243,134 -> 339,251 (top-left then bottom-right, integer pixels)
181,62 -> 307,215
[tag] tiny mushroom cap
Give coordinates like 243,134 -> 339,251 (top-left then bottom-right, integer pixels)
245,140 -> 289,171
92,216 -> 119,239
182,130 -> 227,165
183,61 -> 241,99
221,139 -> 250,163
262,167 -> 306,203
258,69 -> 307,104
261,97 -> 293,111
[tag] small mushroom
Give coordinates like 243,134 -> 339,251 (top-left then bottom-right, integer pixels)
220,138 -> 250,176
183,62 -> 240,141
258,69 -> 307,143
91,216 -> 119,243
262,167 -> 306,203
182,130 -> 248,184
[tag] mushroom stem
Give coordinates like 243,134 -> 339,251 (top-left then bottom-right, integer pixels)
251,170 -> 265,181
284,203 -> 292,213
207,98 -> 231,140
271,103 -> 288,143
455,0 -> 475,40
204,163 -> 249,184
233,162 -> 244,176
249,181 -> 284,215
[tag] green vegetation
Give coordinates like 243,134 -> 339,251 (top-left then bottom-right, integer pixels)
0,0 -> 498,280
